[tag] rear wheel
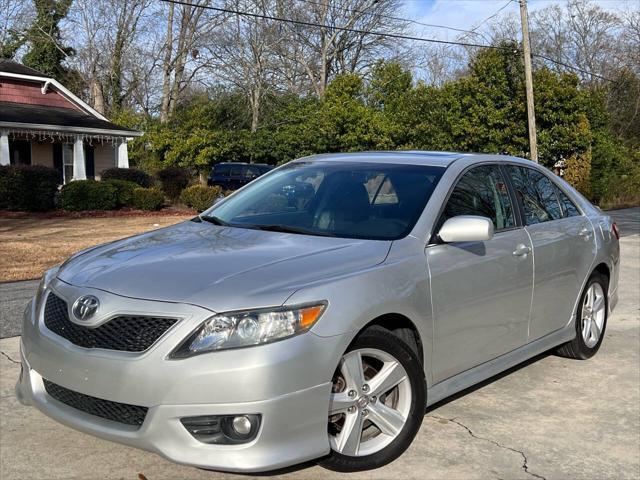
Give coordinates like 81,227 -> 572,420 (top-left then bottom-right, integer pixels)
320,328 -> 425,472
556,272 -> 608,359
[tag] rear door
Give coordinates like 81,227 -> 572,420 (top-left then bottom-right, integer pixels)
505,165 -> 596,340
427,164 -> 533,382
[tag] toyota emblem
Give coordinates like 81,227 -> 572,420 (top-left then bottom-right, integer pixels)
72,295 -> 100,321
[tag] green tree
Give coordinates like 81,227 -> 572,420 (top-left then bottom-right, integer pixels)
22,0 -> 73,80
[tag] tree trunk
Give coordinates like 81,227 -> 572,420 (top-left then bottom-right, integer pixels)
160,2 -> 174,123
90,77 -> 105,114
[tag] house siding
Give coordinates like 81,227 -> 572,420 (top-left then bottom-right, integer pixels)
31,141 -> 53,168
0,78 -> 81,110
94,144 -> 116,179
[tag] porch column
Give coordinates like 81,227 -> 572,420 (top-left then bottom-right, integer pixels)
0,130 -> 9,166
117,140 -> 129,168
73,136 -> 86,180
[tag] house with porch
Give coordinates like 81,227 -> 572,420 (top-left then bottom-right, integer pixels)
0,59 -> 142,183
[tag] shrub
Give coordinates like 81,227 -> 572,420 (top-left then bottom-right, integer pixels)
59,180 -> 117,211
101,167 -> 152,187
132,187 -> 165,211
180,185 -> 223,212
104,179 -> 138,208
0,165 -> 60,212
157,167 -> 191,201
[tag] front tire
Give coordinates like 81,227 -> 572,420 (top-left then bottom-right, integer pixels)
556,272 -> 608,360
320,328 -> 426,472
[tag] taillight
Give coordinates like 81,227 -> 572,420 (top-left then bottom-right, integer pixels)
612,222 -> 620,240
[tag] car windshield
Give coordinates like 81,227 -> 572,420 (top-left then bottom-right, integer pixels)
203,161 -> 445,240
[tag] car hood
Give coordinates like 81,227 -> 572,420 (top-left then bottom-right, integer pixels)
57,220 -> 391,312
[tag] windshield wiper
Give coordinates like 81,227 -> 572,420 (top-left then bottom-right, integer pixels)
198,215 -> 229,226
247,224 -> 336,237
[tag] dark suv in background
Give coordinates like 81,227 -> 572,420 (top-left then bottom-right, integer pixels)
208,162 -> 273,190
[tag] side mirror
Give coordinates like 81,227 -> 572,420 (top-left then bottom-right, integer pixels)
437,215 -> 494,243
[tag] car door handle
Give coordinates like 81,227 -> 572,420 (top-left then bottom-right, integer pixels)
579,228 -> 593,240
512,244 -> 531,257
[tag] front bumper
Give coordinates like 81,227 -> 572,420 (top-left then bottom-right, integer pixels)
16,281 -> 351,472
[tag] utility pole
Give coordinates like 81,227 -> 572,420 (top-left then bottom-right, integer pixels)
519,0 -> 538,163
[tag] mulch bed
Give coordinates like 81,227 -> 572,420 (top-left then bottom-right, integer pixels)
0,207 -> 197,219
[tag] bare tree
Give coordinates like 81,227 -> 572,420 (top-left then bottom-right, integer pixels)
206,0 -> 282,132
67,0 -> 151,114
0,0 -> 32,58
159,0 -> 223,122
280,0 -> 407,97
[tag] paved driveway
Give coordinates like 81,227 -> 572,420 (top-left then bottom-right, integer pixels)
0,280 -> 38,338
0,208 -> 638,479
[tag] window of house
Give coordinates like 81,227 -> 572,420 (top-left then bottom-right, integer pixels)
62,144 -> 74,183
506,165 -> 563,225
443,165 -> 515,231
9,139 -> 31,165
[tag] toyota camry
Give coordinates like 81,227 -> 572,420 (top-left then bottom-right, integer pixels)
16,151 -> 620,472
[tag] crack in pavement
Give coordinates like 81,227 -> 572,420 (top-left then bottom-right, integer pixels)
0,350 -> 20,365
428,415 -> 546,480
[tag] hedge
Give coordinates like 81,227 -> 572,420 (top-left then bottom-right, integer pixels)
59,180 -> 119,211
157,167 -> 191,200
180,185 -> 223,212
0,165 -> 59,212
104,179 -> 138,208
132,187 -> 165,211
101,167 -> 152,187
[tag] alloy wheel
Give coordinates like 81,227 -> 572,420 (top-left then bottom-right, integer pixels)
581,282 -> 606,348
328,348 -> 411,457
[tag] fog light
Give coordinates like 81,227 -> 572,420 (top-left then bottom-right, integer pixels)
232,415 -> 252,435
181,414 -> 261,444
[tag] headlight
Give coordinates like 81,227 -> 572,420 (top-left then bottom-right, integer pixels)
170,302 -> 327,358
34,266 -> 59,309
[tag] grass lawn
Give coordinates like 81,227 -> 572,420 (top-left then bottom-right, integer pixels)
0,215 -> 192,282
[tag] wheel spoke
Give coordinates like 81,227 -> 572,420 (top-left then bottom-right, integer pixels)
589,286 -> 596,310
593,295 -> 605,314
368,402 -> 406,437
335,410 -> 364,455
590,318 -> 601,340
582,317 -> 591,340
329,392 -> 355,415
340,351 -> 365,391
368,361 -> 407,397
584,287 -> 592,310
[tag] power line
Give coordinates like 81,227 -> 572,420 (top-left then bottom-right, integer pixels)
290,0 -> 493,42
469,0 -> 515,33
533,53 -> 615,82
159,0 -> 615,82
159,0 -> 513,51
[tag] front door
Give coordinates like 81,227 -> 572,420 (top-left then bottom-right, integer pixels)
505,165 -> 596,341
427,164 -> 533,383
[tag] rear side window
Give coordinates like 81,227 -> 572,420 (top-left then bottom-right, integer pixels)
214,164 -> 231,177
443,165 -> 515,231
555,188 -> 580,217
506,165 -> 563,224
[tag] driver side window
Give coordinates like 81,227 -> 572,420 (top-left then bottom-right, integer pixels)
443,165 -> 515,231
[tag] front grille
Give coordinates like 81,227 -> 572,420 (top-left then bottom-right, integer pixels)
44,293 -> 177,352
43,379 -> 148,427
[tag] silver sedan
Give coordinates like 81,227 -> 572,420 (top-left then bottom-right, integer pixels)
16,152 -> 620,472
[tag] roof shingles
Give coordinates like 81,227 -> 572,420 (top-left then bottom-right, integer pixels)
0,101 -> 140,135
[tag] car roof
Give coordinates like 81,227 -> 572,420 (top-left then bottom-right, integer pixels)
294,151 -> 533,168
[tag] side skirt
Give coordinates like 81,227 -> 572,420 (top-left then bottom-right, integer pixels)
426,323 -> 575,407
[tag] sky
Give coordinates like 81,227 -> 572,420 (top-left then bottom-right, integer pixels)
400,0 -> 636,41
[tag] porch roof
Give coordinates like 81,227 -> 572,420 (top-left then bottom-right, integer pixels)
0,101 -> 142,137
